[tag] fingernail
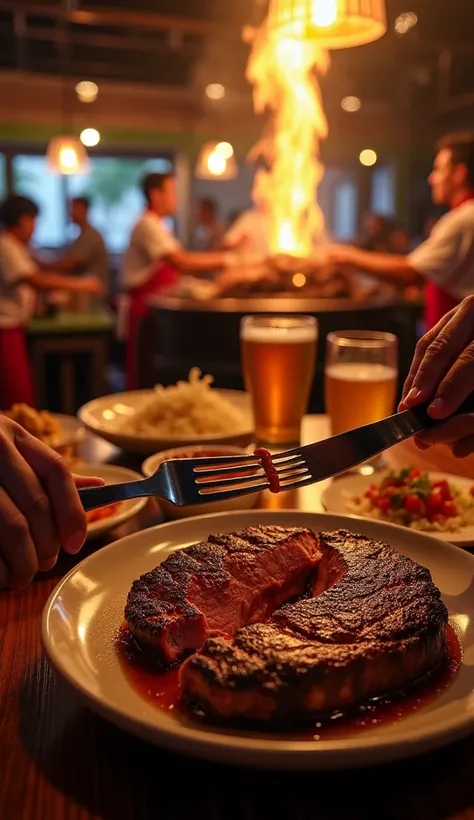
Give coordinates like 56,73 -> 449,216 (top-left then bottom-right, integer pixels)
406,388 -> 422,404
428,397 -> 445,417
64,531 -> 85,554
40,555 -> 58,572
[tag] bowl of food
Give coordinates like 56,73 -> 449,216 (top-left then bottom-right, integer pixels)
78,368 -> 254,455
142,444 -> 260,519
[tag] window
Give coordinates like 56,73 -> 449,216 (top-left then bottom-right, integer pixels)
12,155 -> 67,248
371,164 -> 396,216
66,156 -> 173,253
0,154 -> 6,199
333,181 -> 358,241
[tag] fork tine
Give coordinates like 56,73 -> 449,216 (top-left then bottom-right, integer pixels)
196,465 -> 310,491
190,455 -> 260,471
198,480 -> 270,498
193,455 -> 306,480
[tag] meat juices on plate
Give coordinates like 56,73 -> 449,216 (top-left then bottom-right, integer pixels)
125,526 -> 448,725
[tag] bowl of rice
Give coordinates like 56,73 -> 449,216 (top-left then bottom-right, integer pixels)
78,369 -> 254,454
142,444 -> 261,519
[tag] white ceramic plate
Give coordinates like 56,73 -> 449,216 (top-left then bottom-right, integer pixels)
42,510 -> 474,770
45,413 -> 86,451
76,464 -> 147,539
322,471 -> 474,546
78,389 -> 254,454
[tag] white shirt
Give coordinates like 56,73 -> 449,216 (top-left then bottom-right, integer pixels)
409,201 -> 474,298
0,233 -> 37,328
224,209 -> 270,256
121,211 -> 181,291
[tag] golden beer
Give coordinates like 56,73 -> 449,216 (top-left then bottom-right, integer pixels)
324,330 -> 398,436
241,316 -> 317,444
325,362 -> 398,435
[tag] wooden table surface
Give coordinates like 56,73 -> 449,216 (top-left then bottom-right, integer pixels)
2,417 -> 474,820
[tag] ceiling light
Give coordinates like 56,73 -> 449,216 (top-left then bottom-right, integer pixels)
205,83 -> 225,100
75,80 -> 99,103
267,0 -> 387,49
46,136 -> 89,175
394,12 -> 418,35
341,95 -> 361,112
80,128 -> 100,147
195,141 -> 238,180
215,141 -> 234,159
359,149 -> 377,167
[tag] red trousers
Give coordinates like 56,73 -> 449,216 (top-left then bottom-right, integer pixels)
0,327 -> 36,408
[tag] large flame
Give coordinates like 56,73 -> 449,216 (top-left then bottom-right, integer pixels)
246,25 -> 329,256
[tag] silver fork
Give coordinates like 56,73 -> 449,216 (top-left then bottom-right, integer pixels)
78,448 -> 309,512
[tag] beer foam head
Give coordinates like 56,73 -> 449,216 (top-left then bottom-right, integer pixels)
241,322 -> 317,344
325,362 -> 397,382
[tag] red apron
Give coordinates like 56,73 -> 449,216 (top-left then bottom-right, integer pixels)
125,262 -> 179,391
424,194 -> 474,329
0,327 -> 35,408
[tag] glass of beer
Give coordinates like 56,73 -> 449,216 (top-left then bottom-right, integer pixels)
241,315 -> 318,444
325,331 -> 398,435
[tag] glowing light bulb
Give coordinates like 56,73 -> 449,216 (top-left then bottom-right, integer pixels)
359,149 -> 377,167
75,80 -> 99,103
216,142 -> 234,159
341,95 -> 361,112
205,83 -> 225,100
207,151 -> 227,176
80,128 -> 100,147
59,147 -> 78,170
311,0 -> 337,28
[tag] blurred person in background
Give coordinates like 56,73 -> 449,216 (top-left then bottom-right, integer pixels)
120,172 -> 264,389
40,196 -> 109,291
193,198 -> 225,252
357,212 -> 393,252
0,195 -> 102,408
326,133 -> 474,329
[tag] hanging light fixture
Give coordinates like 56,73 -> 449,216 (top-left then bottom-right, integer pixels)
195,141 -> 238,180
47,135 -> 89,175
267,0 -> 387,49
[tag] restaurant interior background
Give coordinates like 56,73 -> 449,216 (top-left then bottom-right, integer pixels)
1,0 -> 474,411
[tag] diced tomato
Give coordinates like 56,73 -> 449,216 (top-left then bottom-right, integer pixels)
427,490 -> 444,512
440,501 -> 458,519
432,480 -> 452,501
428,513 -> 443,525
378,497 -> 392,513
404,494 -> 423,515
410,469 -> 421,480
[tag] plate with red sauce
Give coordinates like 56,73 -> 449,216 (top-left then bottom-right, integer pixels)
142,445 -> 261,519
76,464 -> 148,538
42,510 -> 474,771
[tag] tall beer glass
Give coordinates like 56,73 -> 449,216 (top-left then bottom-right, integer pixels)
325,330 -> 398,436
241,315 -> 317,444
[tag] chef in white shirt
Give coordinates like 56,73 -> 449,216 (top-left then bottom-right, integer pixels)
0,195 -> 102,407
120,172 -> 264,389
325,132 -> 474,330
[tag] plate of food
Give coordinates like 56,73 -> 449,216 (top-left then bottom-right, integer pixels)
1,403 -> 85,452
78,368 -> 254,455
321,467 -> 474,545
42,509 -> 474,770
76,464 -> 148,539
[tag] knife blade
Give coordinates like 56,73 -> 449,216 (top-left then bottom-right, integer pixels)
297,393 -> 474,486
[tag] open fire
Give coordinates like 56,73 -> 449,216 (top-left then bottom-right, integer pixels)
245,24 -> 329,257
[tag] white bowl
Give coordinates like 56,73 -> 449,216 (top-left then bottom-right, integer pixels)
142,444 -> 260,519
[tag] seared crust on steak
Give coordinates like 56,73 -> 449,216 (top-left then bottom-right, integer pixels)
125,526 -> 320,665
180,530 -> 448,724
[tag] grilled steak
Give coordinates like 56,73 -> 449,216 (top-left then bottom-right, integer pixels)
180,529 -> 448,724
125,526 -> 320,665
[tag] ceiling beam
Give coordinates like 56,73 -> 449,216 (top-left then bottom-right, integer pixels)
0,1 -> 236,36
